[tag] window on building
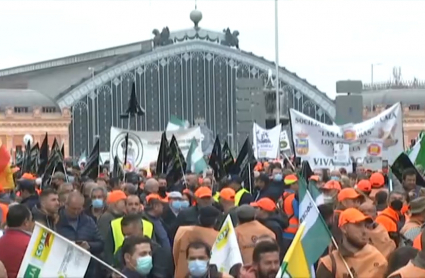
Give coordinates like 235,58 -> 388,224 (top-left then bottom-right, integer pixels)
14,107 -> 28,113
42,107 -> 57,113
409,104 -> 420,110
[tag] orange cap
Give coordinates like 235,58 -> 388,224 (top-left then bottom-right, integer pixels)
357,180 -> 372,193
106,190 -> 127,204
284,174 -> 298,185
146,193 -> 161,202
309,175 -> 320,182
322,180 -> 341,191
21,173 -> 36,180
338,188 -> 361,202
338,208 -> 372,227
220,188 -> 235,201
195,187 -> 212,198
370,172 -> 385,188
250,198 -> 276,212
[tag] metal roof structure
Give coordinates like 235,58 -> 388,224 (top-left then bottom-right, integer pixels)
0,89 -> 58,112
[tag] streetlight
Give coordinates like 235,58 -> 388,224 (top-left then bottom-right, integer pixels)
274,0 -> 280,126
88,67 -> 97,145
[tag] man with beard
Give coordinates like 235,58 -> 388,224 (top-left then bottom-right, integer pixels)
316,208 -> 387,278
239,241 -> 280,278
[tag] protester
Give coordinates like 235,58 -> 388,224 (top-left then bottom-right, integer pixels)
216,188 -> 238,228
0,204 -> 33,278
85,185 -> 107,222
281,174 -> 299,248
239,241 -> 280,278
121,236 -> 154,278
402,168 -> 425,199
320,180 -> 341,204
385,246 -> 419,277
369,172 -> 387,201
98,189 -> 127,241
17,179 -> 39,209
162,191 -> 184,235
31,188 -> 59,230
127,194 -> 143,215
400,196 -> 425,241
226,176 -> 252,206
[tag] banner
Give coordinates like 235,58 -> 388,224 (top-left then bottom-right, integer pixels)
110,126 -> 203,168
280,130 -> 291,152
290,103 -> 403,171
252,123 -> 281,159
17,222 -> 90,278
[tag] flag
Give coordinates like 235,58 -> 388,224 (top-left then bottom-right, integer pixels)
17,222 -> 91,278
166,135 -> 186,183
37,133 -> 48,177
222,141 -> 235,175
123,133 -> 129,166
278,223 -> 310,278
81,139 -> 99,180
234,137 -> 257,189
21,140 -> 32,175
60,144 -> 65,158
210,215 -> 243,273
0,145 -> 14,190
186,137 -> 207,174
77,150 -> 87,167
283,175 -> 331,277
112,155 -> 124,180
166,115 -> 189,131
51,138 -> 60,154
209,136 -> 225,180
408,131 -> 425,169
156,132 -> 170,175
30,143 -> 40,175
300,161 -> 314,183
120,82 -> 145,118
392,153 -> 425,187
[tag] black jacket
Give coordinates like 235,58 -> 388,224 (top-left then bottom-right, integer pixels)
20,195 -> 39,210
238,191 -> 253,206
161,205 -> 178,238
31,205 -> 56,231
259,213 -> 288,260
253,181 -> 284,202
169,206 -> 200,242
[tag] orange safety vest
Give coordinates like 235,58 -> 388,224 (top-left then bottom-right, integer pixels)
282,192 -> 299,236
0,203 -> 8,224
413,232 -> 422,250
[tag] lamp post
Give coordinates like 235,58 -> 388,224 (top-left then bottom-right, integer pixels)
274,0 -> 280,126
370,63 -> 382,112
88,67 -> 97,145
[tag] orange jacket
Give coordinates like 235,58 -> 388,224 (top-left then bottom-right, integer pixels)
375,207 -> 400,233
282,191 -> 299,237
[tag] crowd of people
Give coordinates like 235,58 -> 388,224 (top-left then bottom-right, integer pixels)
0,160 -> 425,278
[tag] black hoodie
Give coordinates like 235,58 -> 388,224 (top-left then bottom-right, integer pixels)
259,212 -> 288,260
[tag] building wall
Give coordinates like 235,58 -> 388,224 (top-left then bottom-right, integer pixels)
0,106 -> 72,160
363,104 -> 425,149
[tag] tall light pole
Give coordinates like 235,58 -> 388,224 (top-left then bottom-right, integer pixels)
370,63 -> 382,112
88,67 -> 97,145
275,0 -> 280,125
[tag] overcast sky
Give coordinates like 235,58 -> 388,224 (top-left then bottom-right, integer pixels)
1,0 -> 424,99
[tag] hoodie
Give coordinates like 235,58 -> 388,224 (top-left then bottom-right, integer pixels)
258,213 -> 288,260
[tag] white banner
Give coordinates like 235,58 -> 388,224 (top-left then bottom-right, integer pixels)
253,123 -> 281,159
17,222 -> 90,278
290,103 -> 403,171
280,130 -> 291,151
110,126 -> 203,169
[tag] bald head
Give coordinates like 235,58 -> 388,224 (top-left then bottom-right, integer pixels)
145,178 -> 159,194
83,182 -> 98,197
358,202 -> 377,220
65,191 -> 84,218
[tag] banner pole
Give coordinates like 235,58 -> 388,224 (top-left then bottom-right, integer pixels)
34,222 -> 128,278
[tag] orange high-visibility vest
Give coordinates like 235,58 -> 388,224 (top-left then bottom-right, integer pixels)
282,192 -> 299,235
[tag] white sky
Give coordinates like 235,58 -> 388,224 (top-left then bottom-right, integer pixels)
1,0 -> 424,99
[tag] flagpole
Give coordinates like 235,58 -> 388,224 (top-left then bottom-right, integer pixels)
248,162 -> 252,192
275,0 -> 280,126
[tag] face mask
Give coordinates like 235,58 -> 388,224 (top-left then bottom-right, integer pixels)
135,255 -> 153,275
171,200 -> 181,210
188,259 -> 208,277
273,174 -> 283,182
180,200 -> 190,209
330,176 -> 340,181
390,199 -> 403,211
92,199 -> 104,209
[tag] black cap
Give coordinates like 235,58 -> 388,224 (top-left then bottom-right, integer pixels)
17,179 -> 36,193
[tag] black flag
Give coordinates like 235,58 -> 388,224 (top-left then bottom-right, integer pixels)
81,139 -> 100,180
222,141 -> 235,176
123,133 -> 129,166
112,155 -> 124,180
51,138 -> 60,154
156,132 -> 170,175
234,138 -> 257,190
301,161 -> 314,183
166,135 -> 186,183
41,148 -> 64,188
38,133 -> 49,176
61,144 -> 65,158
120,82 -> 145,119
208,136 -> 225,180
30,143 -> 40,175
392,153 -> 425,187
21,140 -> 32,174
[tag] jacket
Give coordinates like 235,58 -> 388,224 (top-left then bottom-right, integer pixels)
258,213 -> 288,259
0,229 -> 31,278
121,267 -> 152,278
31,205 -> 57,231
56,209 -> 104,278
173,226 -> 218,278
367,222 -> 396,258
20,194 -> 39,210
161,205 -> 178,239
97,210 -> 124,244
235,220 -> 275,264
253,181 -> 285,202
316,242 -> 387,278
170,206 -> 200,241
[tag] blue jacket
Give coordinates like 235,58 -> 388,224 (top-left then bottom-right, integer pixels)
56,209 -> 104,278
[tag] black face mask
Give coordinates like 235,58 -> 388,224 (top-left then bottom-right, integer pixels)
390,199 -> 403,211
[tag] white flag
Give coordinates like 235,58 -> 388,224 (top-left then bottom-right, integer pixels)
17,222 -> 91,278
210,215 -> 243,273
253,123 -> 281,159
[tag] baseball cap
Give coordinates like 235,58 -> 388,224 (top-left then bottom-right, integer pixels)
21,173 -> 36,180
146,193 -> 161,202
284,174 -> 298,185
195,187 -> 212,198
337,188 -> 361,202
220,188 -> 235,201
168,191 -> 183,199
17,179 -> 36,193
107,190 -> 127,204
370,172 -> 385,188
322,180 -> 342,191
357,180 -> 372,193
250,198 -> 276,212
229,175 -> 243,185
338,208 -> 372,227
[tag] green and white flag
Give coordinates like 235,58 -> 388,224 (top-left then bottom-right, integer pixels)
408,131 -> 425,169
166,115 -> 190,131
186,138 -> 207,174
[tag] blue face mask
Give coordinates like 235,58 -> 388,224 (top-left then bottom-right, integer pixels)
180,200 -> 190,209
188,259 -> 208,277
171,200 -> 182,210
92,199 -> 104,209
135,255 -> 153,275
274,174 -> 283,182
330,176 -> 340,181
